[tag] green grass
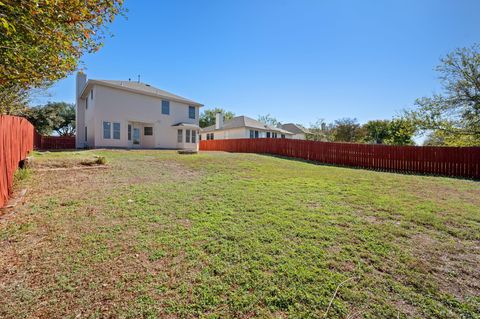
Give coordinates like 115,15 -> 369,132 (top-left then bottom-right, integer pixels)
1,150 -> 479,318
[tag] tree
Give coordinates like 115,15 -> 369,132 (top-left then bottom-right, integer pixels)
257,114 -> 279,127
0,0 -> 125,114
332,118 -> 366,142
199,108 -> 235,128
306,118 -> 334,141
384,118 -> 416,145
0,85 -> 30,115
363,119 -> 416,145
405,43 -> 480,146
25,102 -> 76,136
423,131 -> 446,146
364,120 -> 391,144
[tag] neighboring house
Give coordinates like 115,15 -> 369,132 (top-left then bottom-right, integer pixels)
75,72 -> 203,150
200,113 -> 294,140
277,123 -> 310,140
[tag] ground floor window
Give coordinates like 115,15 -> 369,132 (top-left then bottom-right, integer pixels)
85,126 -> 87,142
206,133 -> 214,140
128,125 -> 132,141
192,130 -> 197,143
267,132 -> 271,138
113,122 -> 121,139
281,134 -> 285,139
177,129 -> 183,143
103,121 -> 111,139
186,129 -> 191,143
255,130 -> 259,138
144,127 -> 153,136
273,132 -> 278,138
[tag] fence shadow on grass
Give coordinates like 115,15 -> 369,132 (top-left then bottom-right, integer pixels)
258,153 -> 480,182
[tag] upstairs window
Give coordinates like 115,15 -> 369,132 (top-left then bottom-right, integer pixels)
113,122 -> 121,139
162,100 -> 170,115
188,106 -> 195,119
103,121 -> 111,139
90,89 -> 94,100
177,129 -> 183,143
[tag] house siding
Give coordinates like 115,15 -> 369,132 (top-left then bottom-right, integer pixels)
77,82 -> 200,150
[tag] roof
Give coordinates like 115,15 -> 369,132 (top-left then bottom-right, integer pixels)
80,79 -> 203,107
172,122 -> 200,129
201,116 -> 294,134
279,123 -> 310,134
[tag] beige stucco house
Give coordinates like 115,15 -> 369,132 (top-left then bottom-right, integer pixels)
200,113 -> 294,140
75,72 -> 203,150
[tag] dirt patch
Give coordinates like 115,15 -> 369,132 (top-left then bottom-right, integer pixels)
409,233 -> 480,300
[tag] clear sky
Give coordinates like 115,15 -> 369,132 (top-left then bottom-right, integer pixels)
36,0 -> 480,127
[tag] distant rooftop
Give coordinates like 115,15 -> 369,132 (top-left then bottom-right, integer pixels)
278,123 -> 310,134
201,115 -> 294,134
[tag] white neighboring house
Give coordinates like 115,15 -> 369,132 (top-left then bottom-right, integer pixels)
75,72 -> 203,150
277,123 -> 310,140
200,113 -> 295,140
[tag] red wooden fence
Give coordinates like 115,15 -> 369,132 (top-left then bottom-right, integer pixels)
200,139 -> 480,179
34,134 -> 76,150
0,115 -> 34,207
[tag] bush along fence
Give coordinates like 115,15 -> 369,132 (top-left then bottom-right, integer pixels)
34,133 -> 76,150
0,115 -> 34,207
200,139 -> 480,179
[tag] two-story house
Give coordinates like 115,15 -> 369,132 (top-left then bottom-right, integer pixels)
75,72 -> 203,150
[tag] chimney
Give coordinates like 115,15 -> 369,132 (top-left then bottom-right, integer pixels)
215,112 -> 224,130
76,71 -> 87,98
75,71 -> 87,149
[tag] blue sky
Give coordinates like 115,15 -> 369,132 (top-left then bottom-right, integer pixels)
36,0 -> 480,127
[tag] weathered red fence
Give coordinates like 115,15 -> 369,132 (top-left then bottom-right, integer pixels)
200,139 -> 480,179
34,134 -> 76,150
0,115 -> 34,207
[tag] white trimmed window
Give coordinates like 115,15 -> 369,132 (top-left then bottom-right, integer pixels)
162,100 -> 170,115
113,122 -> 121,139
103,122 -> 111,139
192,130 -> 196,143
177,129 -> 183,143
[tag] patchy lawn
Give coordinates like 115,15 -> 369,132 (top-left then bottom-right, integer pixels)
1,150 -> 479,318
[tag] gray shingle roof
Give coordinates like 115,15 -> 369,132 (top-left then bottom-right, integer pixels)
279,123 -> 309,134
201,116 -> 294,134
81,79 -> 203,106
